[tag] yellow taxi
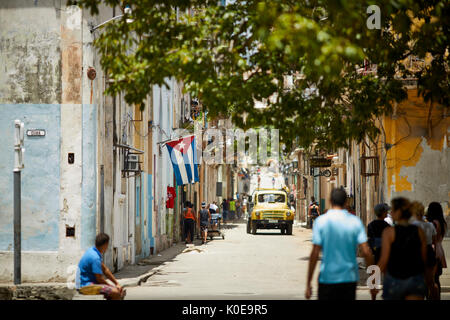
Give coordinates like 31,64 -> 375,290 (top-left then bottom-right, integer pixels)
247,188 -> 294,235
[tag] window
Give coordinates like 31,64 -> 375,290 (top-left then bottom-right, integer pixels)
257,193 -> 286,203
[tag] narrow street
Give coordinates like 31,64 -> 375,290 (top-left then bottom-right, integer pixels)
1,1 -> 448,306
125,223 -> 381,300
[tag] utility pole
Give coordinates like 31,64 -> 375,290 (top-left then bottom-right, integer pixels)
13,120 -> 25,285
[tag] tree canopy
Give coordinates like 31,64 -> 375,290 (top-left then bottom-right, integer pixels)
70,0 -> 449,150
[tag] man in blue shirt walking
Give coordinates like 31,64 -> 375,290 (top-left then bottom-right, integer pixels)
77,233 -> 126,300
305,188 -> 376,300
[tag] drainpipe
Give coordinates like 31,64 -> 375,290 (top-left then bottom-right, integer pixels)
100,165 -> 105,233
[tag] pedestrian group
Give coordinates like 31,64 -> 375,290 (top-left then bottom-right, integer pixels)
306,187 -> 447,300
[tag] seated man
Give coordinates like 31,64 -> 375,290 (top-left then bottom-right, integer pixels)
77,233 -> 126,300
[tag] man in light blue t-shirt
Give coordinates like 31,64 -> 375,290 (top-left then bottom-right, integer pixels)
305,188 -> 376,300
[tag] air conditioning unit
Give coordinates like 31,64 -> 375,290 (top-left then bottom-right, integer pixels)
125,154 -> 140,172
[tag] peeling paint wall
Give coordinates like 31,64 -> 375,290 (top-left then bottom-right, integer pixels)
0,2 -> 99,282
0,2 -> 62,104
384,89 -> 449,216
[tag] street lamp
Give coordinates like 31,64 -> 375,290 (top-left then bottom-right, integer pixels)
90,6 -> 133,33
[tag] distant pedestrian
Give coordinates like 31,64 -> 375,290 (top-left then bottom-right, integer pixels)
345,203 -> 356,215
209,201 -> 218,214
229,198 -> 236,220
308,196 -> 320,229
77,233 -> 126,300
410,201 -> 438,299
426,202 -> 448,299
236,199 -> 242,220
367,203 -> 390,264
376,197 -> 427,300
221,198 -> 229,223
243,196 -> 248,218
305,188 -> 375,300
183,202 -> 197,244
199,202 -> 211,245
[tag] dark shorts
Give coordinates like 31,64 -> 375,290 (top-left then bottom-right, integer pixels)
382,273 -> 427,300
184,218 -> 195,239
200,224 -> 208,231
318,282 -> 356,300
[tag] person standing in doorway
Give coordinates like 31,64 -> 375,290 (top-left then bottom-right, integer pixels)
305,188 -> 375,300
426,202 -> 448,299
183,202 -> 197,244
199,202 -> 211,245
376,197 -> 427,300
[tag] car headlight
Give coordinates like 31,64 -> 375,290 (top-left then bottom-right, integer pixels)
255,211 -> 260,217
286,212 -> 291,216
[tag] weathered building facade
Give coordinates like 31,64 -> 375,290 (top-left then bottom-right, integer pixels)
0,2 -> 160,282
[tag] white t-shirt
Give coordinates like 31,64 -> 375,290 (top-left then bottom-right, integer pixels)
411,218 -> 436,245
384,214 -> 394,226
209,203 -> 218,211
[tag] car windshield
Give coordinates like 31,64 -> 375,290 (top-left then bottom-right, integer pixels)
257,193 -> 285,203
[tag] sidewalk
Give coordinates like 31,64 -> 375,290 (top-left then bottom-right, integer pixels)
0,242 -> 188,300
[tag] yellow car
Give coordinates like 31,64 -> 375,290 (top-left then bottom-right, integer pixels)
247,188 -> 294,235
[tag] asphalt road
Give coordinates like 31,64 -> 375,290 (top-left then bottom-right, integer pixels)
125,222 -> 418,300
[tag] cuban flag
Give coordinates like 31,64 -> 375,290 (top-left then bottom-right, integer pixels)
165,135 -> 199,185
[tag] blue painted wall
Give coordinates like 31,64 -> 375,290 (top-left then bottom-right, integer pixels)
0,104 -> 60,251
0,104 -> 98,252
81,104 -> 97,250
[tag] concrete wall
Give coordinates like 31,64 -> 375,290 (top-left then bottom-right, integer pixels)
0,2 -> 99,281
384,89 -> 449,216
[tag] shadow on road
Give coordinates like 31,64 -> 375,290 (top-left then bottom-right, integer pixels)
220,222 -> 242,230
252,232 -> 286,236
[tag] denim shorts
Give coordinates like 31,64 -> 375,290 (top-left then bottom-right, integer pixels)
382,273 -> 427,300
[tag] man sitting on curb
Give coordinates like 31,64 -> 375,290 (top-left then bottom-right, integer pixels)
77,233 -> 126,300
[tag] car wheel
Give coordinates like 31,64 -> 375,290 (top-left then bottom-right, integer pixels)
286,224 -> 293,235
251,221 -> 257,235
281,226 -> 286,235
247,221 -> 251,234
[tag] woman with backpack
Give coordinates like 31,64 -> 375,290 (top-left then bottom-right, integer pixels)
308,197 -> 320,229
199,202 -> 211,245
